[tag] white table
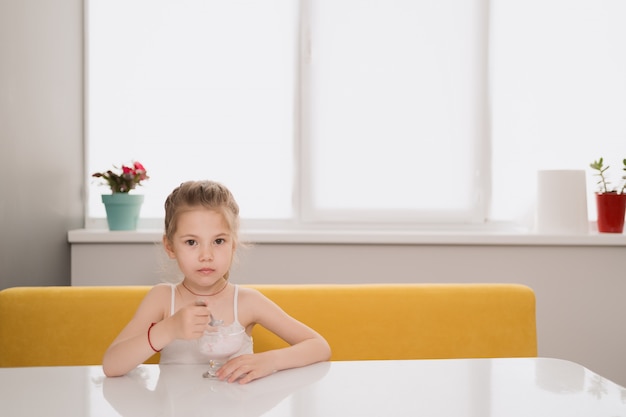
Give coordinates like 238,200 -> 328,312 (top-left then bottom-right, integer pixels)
1,358 -> 625,416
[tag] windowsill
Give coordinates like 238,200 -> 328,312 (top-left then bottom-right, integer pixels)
67,227 -> 626,246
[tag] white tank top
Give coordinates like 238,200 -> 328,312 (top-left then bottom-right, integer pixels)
159,284 -> 254,365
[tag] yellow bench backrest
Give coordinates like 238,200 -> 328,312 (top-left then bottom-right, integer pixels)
0,284 -> 537,367
251,284 -> 537,360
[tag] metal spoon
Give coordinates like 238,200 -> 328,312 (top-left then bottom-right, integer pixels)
195,300 -> 223,327
209,313 -> 223,327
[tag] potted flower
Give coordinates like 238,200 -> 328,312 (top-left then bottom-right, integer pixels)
92,161 -> 149,230
589,157 -> 626,233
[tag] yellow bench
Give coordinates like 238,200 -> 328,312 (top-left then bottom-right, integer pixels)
0,284 -> 537,367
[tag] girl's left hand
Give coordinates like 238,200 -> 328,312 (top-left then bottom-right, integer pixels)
215,353 -> 276,384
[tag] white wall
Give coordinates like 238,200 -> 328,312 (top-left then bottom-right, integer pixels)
0,0 -> 84,289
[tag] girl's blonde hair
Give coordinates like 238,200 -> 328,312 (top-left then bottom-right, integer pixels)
164,181 -> 241,279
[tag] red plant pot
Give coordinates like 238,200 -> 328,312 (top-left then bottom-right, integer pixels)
596,192 -> 626,233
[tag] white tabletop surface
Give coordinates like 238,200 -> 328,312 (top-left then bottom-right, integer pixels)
1,357 -> 625,417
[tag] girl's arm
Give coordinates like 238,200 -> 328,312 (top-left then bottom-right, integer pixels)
102,285 -> 210,377
217,289 -> 331,383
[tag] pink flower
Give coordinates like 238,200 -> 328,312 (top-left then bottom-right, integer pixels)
133,162 -> 149,181
92,161 -> 150,193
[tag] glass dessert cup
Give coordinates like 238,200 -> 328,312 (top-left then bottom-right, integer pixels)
198,324 -> 245,379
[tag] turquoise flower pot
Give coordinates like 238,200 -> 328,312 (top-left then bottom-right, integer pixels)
101,194 -> 144,231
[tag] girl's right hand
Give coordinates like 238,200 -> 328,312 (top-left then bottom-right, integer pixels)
170,299 -> 210,340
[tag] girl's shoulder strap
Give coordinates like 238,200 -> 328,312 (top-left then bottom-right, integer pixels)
169,283 -> 176,316
233,284 -> 240,322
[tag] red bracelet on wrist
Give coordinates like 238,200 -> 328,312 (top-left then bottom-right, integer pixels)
147,322 -> 162,353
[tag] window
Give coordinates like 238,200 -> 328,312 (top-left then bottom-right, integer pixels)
490,0 -> 626,225
87,0 -> 298,226
86,0 -> 626,232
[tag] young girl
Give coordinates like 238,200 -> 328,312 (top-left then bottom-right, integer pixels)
102,180 -> 331,383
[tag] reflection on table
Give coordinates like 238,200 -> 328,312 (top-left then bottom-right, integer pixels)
103,361 -> 330,416
1,358 -> 625,417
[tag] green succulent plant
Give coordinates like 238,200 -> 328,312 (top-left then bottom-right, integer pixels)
589,157 -> 626,194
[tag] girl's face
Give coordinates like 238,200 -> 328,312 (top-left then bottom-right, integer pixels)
163,208 -> 235,288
